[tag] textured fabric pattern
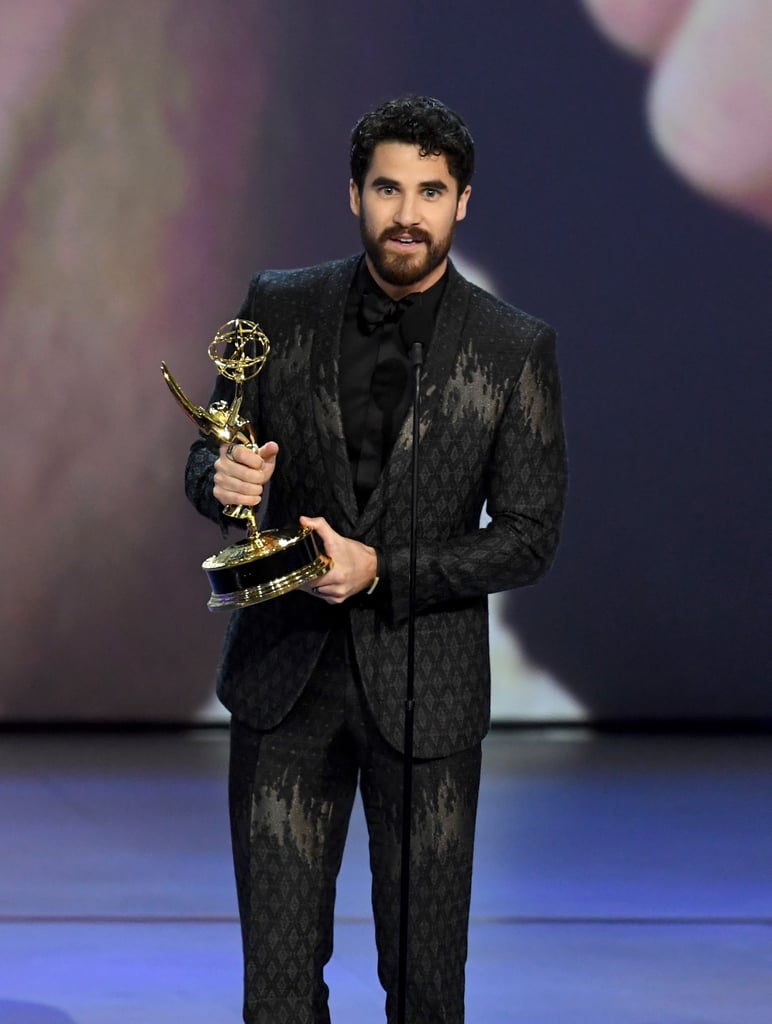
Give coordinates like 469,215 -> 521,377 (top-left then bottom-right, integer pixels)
184,255 -> 568,759
228,628 -> 480,1024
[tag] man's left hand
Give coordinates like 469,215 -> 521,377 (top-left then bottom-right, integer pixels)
299,516 -> 378,604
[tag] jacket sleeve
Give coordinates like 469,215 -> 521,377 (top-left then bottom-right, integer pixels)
378,324 -> 568,626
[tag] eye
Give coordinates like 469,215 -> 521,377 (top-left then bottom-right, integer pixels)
377,185 -> 397,196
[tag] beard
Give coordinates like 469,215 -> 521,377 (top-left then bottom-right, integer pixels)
358,214 -> 456,289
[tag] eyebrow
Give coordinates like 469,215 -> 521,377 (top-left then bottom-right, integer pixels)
370,176 -> 450,192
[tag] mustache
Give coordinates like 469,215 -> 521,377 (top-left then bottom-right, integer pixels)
377,228 -> 432,244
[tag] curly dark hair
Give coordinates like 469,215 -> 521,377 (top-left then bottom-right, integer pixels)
350,95 -> 475,195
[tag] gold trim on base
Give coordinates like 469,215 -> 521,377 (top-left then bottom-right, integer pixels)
206,555 -> 331,611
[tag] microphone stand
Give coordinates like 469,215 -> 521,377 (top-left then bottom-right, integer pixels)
396,339 -> 424,1024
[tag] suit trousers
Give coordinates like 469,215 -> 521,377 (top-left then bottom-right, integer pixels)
228,620 -> 482,1024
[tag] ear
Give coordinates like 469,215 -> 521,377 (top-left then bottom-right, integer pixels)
455,185 -> 472,222
349,179 -> 361,217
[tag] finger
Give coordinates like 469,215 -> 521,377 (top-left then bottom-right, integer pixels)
215,447 -> 267,482
258,441 -> 279,462
215,459 -> 263,484
299,518 -> 338,567
214,472 -> 262,501
214,491 -> 262,511
299,515 -> 332,544
213,457 -> 264,502
299,514 -> 327,530
220,444 -> 265,470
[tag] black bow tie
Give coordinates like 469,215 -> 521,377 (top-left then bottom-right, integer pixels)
358,289 -> 414,334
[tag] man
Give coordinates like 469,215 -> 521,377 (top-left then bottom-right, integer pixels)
185,95 -> 567,1024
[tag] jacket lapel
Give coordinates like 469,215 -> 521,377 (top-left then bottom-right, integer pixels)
310,255 -> 361,531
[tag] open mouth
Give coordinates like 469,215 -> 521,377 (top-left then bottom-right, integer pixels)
386,234 -> 426,249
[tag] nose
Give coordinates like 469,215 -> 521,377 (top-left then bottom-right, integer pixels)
393,194 -> 419,226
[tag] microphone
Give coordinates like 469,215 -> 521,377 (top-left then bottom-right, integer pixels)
399,298 -> 433,368
395,291 -> 432,1024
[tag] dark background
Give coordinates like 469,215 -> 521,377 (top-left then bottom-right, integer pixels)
2,1 -> 769,723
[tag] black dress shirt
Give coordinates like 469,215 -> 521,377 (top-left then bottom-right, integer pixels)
339,258 -> 446,512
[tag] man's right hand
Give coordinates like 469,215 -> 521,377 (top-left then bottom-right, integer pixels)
213,441 -> 278,508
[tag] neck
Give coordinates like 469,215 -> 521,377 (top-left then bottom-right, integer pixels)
364,255 -> 448,300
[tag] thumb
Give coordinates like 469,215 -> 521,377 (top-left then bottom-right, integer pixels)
259,441 -> 279,462
300,516 -> 337,551
299,516 -> 337,565
299,514 -> 329,535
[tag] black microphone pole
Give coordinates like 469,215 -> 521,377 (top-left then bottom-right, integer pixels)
396,337 -> 424,1024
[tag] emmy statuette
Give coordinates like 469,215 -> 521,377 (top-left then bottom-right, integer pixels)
161,319 -> 330,610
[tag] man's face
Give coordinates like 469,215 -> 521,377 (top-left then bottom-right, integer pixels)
349,142 -> 471,297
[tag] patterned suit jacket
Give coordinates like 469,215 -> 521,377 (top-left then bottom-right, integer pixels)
185,255 -> 567,758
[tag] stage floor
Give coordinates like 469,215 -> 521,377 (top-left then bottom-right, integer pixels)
1,727 -> 770,1023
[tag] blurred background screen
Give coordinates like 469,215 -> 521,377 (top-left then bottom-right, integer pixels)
1,1 -> 769,725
